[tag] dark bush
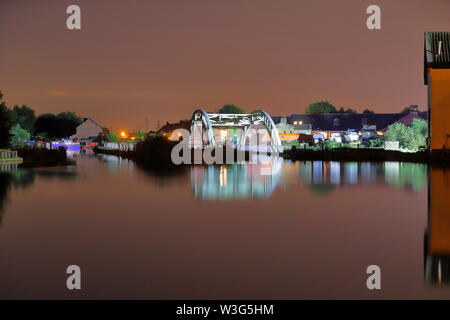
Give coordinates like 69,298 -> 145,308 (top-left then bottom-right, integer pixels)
17,147 -> 69,167
134,135 -> 180,169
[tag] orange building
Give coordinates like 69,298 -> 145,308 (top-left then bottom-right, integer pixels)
424,32 -> 450,150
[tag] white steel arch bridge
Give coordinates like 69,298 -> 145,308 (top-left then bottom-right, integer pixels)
189,109 -> 282,152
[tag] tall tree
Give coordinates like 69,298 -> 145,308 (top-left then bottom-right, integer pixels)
0,91 -> 13,148
56,111 -> 83,125
386,123 -> 411,149
134,131 -> 147,141
410,118 -> 428,150
305,101 -> 337,113
386,119 -> 428,151
218,104 -> 245,114
10,105 -> 36,133
35,113 -> 79,138
105,132 -> 120,142
9,124 -> 31,146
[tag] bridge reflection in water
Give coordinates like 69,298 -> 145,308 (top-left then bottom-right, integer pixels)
190,156 -> 283,200
1,158 -> 450,291
190,160 -> 428,200
190,159 -> 450,285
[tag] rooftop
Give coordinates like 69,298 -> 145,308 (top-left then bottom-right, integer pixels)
272,112 -> 427,132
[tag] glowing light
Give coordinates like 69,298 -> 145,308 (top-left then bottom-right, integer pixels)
120,131 -> 127,138
220,130 -> 227,141
219,166 -> 227,187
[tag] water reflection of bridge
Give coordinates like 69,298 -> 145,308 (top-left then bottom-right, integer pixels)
190,157 -> 283,200
190,160 -> 428,200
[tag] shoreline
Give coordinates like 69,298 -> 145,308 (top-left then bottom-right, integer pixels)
95,146 -> 450,166
94,146 -> 257,164
282,148 -> 450,165
16,148 -> 72,168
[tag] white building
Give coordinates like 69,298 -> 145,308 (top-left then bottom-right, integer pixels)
70,118 -> 103,140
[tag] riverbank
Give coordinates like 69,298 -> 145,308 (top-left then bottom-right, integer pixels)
95,148 -> 134,160
94,136 -> 183,171
283,148 -> 450,164
94,135 -> 450,167
16,148 -> 71,168
94,144 -> 254,167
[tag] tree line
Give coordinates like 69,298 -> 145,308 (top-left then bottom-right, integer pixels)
211,102 -> 404,115
305,101 -> 423,114
0,90 -> 83,148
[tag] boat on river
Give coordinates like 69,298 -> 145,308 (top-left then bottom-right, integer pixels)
48,139 -> 81,150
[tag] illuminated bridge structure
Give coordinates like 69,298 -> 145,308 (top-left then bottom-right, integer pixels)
189,109 -> 282,152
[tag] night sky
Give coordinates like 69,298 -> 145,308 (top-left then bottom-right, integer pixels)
1,0 -> 450,131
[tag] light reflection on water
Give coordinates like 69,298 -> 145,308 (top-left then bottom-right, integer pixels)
190,157 -> 283,200
0,154 -> 449,299
190,159 -> 427,200
426,167 -> 450,286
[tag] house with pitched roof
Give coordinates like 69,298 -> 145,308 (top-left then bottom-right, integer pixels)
70,118 -> 104,140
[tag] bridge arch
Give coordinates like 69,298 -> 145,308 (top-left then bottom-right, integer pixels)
189,109 -> 282,152
189,109 -> 216,148
239,110 -> 282,152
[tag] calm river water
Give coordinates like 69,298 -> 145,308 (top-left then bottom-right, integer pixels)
0,152 -> 449,299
